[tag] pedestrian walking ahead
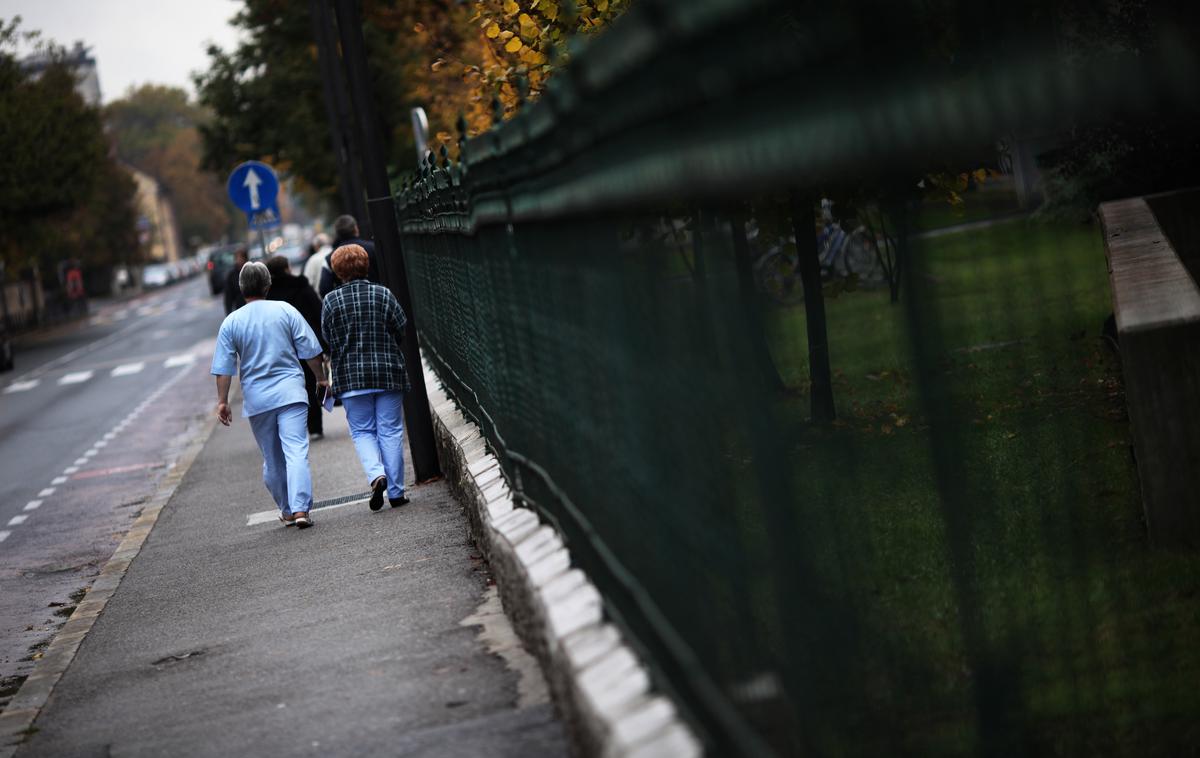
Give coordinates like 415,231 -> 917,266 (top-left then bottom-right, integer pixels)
223,246 -> 249,314
212,261 -> 327,528
318,215 -> 379,298
264,255 -> 328,440
321,244 -> 411,511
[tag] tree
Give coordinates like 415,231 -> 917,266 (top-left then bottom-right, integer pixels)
105,85 -> 234,243
0,18 -> 138,273
194,0 -> 426,205
462,0 -> 629,133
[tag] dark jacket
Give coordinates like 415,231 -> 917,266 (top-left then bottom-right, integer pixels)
321,279 -> 409,395
266,271 -> 327,351
224,263 -> 246,314
318,236 -> 379,297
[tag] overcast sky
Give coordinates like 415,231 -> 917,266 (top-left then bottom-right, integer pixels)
0,0 -> 243,103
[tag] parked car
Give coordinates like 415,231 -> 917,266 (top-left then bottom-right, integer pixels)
142,263 -> 173,288
207,246 -> 238,295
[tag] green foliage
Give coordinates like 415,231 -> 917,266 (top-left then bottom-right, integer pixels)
0,17 -> 138,270
193,1 -> 420,204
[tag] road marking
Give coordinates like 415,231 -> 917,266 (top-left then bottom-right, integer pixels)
63,466 -> 79,474
0,531 -> 9,543
151,329 -> 171,339
24,500 -> 42,511
58,371 -> 94,385
83,449 -> 98,458
71,462 -> 164,480
94,440 -> 108,449
103,432 -> 116,440
137,306 -> 156,316
111,362 -> 145,377
4,380 -> 39,393
38,487 -> 55,497
74,458 -> 88,466
164,354 -> 195,368
245,492 -> 372,527
8,515 -> 28,526
51,476 -> 67,485
9,316 -> 143,384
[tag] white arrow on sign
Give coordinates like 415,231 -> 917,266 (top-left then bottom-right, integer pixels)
243,169 -> 263,210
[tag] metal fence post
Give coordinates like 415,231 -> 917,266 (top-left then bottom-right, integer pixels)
330,0 -> 441,482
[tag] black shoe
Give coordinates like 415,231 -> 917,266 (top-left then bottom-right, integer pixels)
389,495 -> 410,508
369,477 -> 386,511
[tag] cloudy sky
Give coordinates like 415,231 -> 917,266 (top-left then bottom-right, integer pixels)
0,0 -> 243,102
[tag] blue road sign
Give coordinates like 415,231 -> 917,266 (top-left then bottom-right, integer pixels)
227,161 -> 280,216
248,203 -> 282,231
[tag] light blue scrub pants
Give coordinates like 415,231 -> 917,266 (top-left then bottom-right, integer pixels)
342,390 -> 406,499
248,402 -> 313,516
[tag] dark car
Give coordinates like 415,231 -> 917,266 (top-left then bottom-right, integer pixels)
206,246 -> 238,295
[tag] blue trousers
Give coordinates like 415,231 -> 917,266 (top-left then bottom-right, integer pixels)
248,402 -> 313,516
343,390 -> 406,499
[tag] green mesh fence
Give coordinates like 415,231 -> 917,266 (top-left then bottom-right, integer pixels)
394,1 -> 1200,754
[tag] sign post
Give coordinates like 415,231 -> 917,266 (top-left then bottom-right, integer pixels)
226,161 -> 282,257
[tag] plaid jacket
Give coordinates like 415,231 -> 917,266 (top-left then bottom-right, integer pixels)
320,279 -> 411,395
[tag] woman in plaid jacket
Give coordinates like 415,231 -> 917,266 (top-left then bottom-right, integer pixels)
321,245 -> 412,510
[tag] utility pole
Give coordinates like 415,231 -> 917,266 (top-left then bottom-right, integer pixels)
330,0 -> 441,482
308,0 -> 370,235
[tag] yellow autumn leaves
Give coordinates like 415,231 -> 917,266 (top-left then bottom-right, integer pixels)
475,0 -> 625,96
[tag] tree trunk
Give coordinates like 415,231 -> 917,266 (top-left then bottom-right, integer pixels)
730,208 -> 786,392
789,192 -> 836,423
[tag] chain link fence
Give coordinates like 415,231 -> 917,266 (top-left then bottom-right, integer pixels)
396,1 -> 1200,754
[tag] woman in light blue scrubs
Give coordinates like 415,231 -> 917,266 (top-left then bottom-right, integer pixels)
212,262 -> 327,528
321,245 -> 412,512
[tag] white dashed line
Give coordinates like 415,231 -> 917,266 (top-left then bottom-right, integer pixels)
24,500 -> 42,511
63,466 -> 79,474
3,380 -> 39,393
51,476 -> 67,485
111,362 -> 145,377
0,531 -> 10,543
38,488 -> 55,497
74,458 -> 87,466
7,515 -> 28,526
103,432 -> 116,440
83,450 -> 98,458
164,354 -> 195,368
58,371 -> 94,385
94,441 -> 108,449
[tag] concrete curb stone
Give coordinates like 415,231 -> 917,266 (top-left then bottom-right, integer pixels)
421,355 -> 702,758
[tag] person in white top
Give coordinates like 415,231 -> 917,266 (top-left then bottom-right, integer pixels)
303,233 -> 332,295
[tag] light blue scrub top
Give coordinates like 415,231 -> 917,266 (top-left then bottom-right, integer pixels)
211,300 -> 323,418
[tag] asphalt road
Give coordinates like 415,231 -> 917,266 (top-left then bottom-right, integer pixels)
0,277 -> 225,701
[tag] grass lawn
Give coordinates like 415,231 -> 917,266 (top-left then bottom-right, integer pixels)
754,218 -> 1200,755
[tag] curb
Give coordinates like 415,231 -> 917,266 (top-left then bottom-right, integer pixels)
422,356 -> 702,758
0,403 -> 221,756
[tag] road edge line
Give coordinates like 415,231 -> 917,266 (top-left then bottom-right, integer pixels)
420,354 -> 702,758
0,395 -> 225,756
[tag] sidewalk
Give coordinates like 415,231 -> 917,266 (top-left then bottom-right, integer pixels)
9,397 -> 567,757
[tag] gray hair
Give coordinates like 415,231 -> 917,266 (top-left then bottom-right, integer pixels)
238,260 -> 272,298
333,214 -> 358,240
